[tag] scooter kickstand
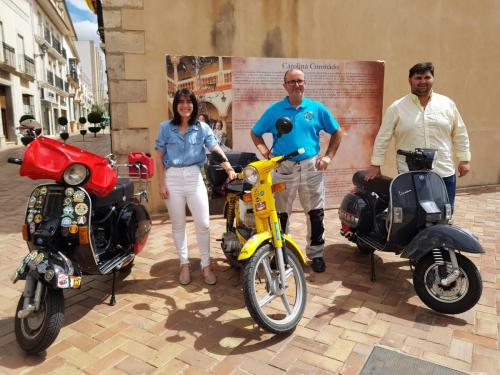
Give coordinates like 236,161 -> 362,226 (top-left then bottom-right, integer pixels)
109,270 -> 116,306
370,251 -> 376,282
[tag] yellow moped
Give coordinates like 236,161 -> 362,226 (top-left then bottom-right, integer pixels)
207,118 -> 308,333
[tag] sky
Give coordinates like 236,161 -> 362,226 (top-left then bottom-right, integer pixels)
65,0 -> 100,43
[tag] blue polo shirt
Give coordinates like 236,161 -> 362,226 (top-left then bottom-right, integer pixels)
252,97 -> 340,161
155,120 -> 218,168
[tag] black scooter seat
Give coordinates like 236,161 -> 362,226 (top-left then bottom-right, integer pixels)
352,170 -> 392,200
91,178 -> 134,208
226,180 -> 252,194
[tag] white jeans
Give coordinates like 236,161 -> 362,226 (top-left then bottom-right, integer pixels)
165,166 -> 211,268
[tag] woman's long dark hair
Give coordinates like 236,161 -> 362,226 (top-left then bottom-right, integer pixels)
172,88 -> 199,125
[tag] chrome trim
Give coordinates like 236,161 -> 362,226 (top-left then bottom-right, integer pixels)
78,187 -> 99,265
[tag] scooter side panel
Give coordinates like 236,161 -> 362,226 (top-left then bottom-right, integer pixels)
238,232 -> 307,264
401,224 -> 484,261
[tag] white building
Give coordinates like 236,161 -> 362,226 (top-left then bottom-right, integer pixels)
76,40 -> 106,108
32,0 -> 80,135
0,0 -> 39,146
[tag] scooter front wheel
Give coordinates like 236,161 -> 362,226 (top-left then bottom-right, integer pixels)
242,244 -> 307,334
413,252 -> 482,314
15,288 -> 65,354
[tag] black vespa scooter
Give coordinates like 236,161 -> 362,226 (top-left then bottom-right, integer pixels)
339,148 -> 483,314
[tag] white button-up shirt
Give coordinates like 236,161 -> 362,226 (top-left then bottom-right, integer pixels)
371,91 -> 471,177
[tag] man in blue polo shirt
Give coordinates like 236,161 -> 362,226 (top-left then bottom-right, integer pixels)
251,68 -> 343,273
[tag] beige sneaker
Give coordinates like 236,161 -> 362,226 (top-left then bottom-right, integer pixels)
179,264 -> 191,285
202,266 -> 216,285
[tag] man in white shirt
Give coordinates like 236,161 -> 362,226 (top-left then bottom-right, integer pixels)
365,62 -> 471,207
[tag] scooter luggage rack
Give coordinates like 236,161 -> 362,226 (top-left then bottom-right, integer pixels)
115,162 -> 151,202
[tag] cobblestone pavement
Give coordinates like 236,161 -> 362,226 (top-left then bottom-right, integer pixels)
0,134 -> 498,374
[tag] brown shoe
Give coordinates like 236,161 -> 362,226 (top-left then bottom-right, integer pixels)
202,266 -> 216,285
179,264 -> 191,285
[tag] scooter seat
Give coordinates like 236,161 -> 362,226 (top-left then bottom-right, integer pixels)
226,180 -> 252,193
91,178 -> 134,208
352,170 -> 392,200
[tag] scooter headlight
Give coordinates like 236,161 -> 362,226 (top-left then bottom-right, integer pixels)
63,164 -> 89,186
242,166 -> 259,185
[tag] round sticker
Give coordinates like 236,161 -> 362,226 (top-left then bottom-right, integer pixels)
77,216 -> 87,225
74,203 -> 89,216
69,223 -> 79,234
36,196 -> 44,206
61,217 -> 72,227
29,222 -> 36,234
65,187 -> 75,197
73,190 -> 85,202
39,186 -> 48,195
34,214 -> 42,224
35,253 -> 44,264
61,227 -> 70,236
27,212 -> 34,223
64,197 -> 73,206
63,206 -> 74,217
28,196 -> 36,208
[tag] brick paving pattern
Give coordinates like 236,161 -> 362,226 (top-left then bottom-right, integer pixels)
0,134 -> 498,374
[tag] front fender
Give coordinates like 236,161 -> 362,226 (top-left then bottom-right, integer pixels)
238,232 -> 308,264
401,224 -> 484,261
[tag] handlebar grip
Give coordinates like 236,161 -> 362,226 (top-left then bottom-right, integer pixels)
397,149 -> 411,157
7,157 -> 22,165
282,148 -> 305,161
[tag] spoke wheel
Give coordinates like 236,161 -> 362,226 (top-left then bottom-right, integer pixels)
15,288 -> 65,354
242,244 -> 306,334
413,252 -> 482,314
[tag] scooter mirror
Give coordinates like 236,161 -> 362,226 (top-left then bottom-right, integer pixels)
20,136 -> 35,146
275,117 -> 293,137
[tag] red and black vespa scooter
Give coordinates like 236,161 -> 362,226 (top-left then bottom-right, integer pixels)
8,134 -> 154,354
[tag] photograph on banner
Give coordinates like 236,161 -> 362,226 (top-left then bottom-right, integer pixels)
166,55 -> 385,209
166,56 -> 233,151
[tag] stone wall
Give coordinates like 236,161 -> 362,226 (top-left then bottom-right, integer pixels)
101,0 -> 500,213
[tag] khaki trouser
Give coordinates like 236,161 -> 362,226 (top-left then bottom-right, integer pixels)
273,156 -> 325,259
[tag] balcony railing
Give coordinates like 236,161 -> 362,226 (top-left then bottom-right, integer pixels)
1,42 -> 16,68
52,38 -> 62,54
47,70 -> 54,85
18,55 -> 35,77
55,75 -> 64,90
44,27 -> 51,44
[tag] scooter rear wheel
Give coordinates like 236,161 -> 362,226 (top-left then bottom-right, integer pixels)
242,244 -> 307,334
413,252 -> 482,314
15,288 -> 65,354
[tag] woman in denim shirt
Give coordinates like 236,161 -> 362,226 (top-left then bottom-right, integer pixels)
155,89 -> 236,285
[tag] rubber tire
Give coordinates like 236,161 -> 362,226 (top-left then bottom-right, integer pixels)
356,240 -> 373,256
15,288 -> 65,354
413,252 -> 482,315
242,244 -> 307,334
224,250 -> 242,269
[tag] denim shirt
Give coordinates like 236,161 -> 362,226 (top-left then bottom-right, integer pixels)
155,120 -> 218,168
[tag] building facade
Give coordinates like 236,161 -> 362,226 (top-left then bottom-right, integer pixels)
0,0 -> 104,148
32,0 -> 80,135
76,40 -> 106,109
0,0 -> 38,146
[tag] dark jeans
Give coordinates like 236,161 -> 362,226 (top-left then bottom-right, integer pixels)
442,174 -> 456,208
